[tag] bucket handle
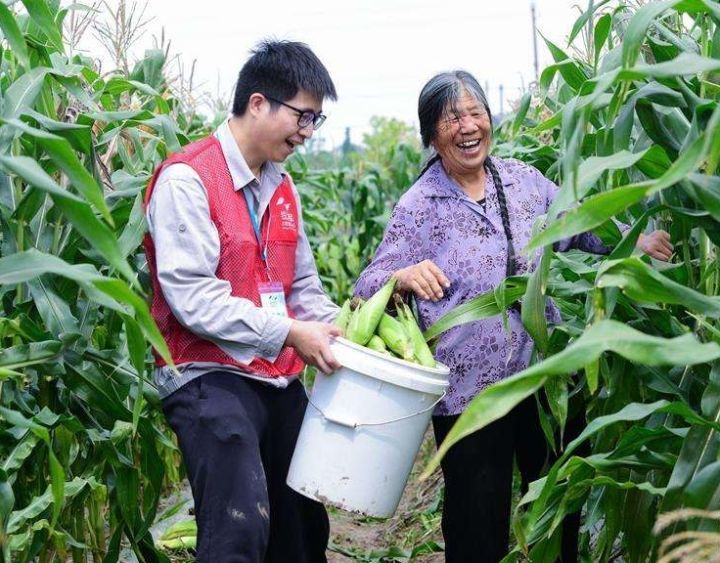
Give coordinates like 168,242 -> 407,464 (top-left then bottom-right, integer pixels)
307,391 -> 447,429
300,368 -> 446,429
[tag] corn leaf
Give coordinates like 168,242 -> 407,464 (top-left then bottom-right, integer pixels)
0,3 -> 30,70
423,322 -> 720,477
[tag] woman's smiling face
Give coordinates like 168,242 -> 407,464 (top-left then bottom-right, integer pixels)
432,89 -> 492,178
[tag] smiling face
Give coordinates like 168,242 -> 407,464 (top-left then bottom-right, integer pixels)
432,89 -> 492,178
256,89 -> 322,163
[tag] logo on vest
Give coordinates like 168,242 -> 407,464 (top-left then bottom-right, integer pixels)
275,197 -> 296,231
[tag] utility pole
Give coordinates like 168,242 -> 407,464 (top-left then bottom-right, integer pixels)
499,84 -> 504,116
531,1 -> 539,84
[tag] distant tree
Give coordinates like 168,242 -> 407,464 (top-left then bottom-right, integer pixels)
362,116 -> 420,167
341,127 -> 359,157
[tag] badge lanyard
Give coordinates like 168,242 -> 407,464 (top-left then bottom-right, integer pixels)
243,188 -> 269,263
244,188 -> 288,317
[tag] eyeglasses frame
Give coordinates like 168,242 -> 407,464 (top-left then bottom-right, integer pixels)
265,95 -> 327,130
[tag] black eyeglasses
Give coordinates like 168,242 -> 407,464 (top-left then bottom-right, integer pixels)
265,96 -> 327,130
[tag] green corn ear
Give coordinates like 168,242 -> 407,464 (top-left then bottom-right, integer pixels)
396,298 -> 436,367
367,334 -> 387,353
159,519 -> 197,541
157,518 -> 197,550
335,299 -> 352,331
400,304 -> 435,367
346,278 -> 397,345
377,313 -> 415,361
343,297 -> 365,339
157,535 -> 197,550
346,302 -> 363,342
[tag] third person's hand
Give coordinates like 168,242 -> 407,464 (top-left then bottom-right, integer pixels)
637,230 -> 673,261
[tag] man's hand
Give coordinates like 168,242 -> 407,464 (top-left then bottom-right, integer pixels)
392,260 -> 450,302
285,321 -> 342,374
637,230 -> 673,261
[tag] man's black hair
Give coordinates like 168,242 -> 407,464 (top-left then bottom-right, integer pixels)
232,39 -> 337,116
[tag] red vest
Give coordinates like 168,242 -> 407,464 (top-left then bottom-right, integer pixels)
143,136 -> 304,377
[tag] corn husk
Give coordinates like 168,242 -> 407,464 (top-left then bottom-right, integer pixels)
334,299 -> 352,331
346,279 -> 396,345
395,296 -> 436,367
377,313 -> 415,361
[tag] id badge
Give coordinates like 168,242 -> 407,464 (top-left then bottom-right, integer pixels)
259,281 -> 288,317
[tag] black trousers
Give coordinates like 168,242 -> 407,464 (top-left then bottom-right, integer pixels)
432,395 -> 584,563
161,372 -> 329,563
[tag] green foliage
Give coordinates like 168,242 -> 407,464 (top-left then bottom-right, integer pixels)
287,138 -> 422,303
427,2 -> 720,560
3,0 -> 719,561
0,3 -> 209,561
361,116 -> 421,168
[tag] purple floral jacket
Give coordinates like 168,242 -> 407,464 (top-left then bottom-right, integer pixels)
354,157 -> 618,415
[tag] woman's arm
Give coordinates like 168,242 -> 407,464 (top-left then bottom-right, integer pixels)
354,200 -> 449,301
536,167 -> 672,259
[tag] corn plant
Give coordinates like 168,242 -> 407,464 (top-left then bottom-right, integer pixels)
424,1 -> 720,561
288,138 -> 421,303
0,2 -> 217,561
0,3 -> 421,560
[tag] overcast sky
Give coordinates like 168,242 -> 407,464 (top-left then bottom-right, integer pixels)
80,0 -> 591,148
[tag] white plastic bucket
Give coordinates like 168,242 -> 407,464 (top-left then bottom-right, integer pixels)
286,337 -> 449,518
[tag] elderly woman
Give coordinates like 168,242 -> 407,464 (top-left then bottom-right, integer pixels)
353,70 -> 672,562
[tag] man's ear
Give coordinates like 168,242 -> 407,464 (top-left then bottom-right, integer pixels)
246,93 -> 266,118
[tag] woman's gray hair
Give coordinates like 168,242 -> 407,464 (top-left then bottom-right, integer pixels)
417,70 -> 492,149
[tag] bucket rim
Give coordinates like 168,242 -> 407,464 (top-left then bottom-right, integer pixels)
332,337 -> 449,375
329,337 -> 449,395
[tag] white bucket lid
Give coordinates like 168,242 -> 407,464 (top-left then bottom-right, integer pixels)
330,337 -> 450,396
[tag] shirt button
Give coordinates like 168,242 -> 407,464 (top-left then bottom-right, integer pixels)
178,223 -> 186,233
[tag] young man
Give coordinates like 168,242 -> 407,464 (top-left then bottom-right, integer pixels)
144,40 -> 342,562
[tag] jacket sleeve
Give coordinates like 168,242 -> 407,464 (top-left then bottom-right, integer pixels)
534,166 -> 631,254
354,200 -> 422,299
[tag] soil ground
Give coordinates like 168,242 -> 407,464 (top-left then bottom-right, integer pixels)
141,430 -> 445,563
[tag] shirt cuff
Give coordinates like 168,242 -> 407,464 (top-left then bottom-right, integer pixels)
617,221 -> 631,234
258,315 -> 293,362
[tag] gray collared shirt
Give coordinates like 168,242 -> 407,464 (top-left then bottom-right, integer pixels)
147,119 -> 339,398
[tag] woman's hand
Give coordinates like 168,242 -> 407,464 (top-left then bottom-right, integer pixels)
637,230 -> 673,261
392,260 -> 450,302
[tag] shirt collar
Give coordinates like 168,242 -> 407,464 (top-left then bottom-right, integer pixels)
214,119 -> 285,191
417,157 -> 513,200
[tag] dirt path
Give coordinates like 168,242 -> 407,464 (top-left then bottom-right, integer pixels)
326,431 -> 445,562
146,432 -> 445,563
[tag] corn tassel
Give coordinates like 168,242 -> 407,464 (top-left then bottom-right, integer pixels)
346,279 -> 397,345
